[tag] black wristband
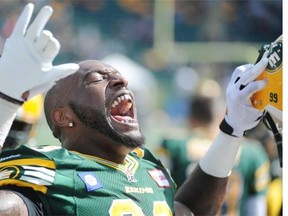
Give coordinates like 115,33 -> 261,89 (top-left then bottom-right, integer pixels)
219,118 -> 243,137
0,92 -> 24,105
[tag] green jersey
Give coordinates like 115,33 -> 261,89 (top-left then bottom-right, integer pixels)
159,131 -> 212,187
226,141 -> 270,216
0,145 -> 176,216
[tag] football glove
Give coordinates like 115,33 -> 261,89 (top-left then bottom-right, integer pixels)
0,3 -> 79,102
220,52 -> 268,137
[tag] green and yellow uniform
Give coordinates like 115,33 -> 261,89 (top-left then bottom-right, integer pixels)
222,141 -> 270,216
0,145 -> 176,215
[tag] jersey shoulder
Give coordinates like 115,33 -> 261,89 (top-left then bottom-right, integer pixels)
0,145 -> 82,193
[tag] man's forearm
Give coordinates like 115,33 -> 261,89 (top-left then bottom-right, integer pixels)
174,165 -> 228,215
175,131 -> 242,215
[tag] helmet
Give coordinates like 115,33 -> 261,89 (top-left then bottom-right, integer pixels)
251,35 -> 283,167
3,94 -> 44,150
251,35 -> 282,122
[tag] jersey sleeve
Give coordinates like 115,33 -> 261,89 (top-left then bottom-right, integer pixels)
0,145 -> 56,194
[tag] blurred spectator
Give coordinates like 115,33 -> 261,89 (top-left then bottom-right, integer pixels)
229,132 -> 270,216
174,0 -> 282,42
266,175 -> 282,216
1,0 -> 282,63
246,123 -> 283,216
156,94 -> 223,186
246,123 -> 282,179
235,0 -> 282,41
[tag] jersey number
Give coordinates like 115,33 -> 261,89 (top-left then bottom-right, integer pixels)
269,92 -> 278,103
109,199 -> 172,216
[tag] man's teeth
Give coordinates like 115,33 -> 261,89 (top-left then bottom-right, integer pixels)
121,119 -> 134,123
112,94 -> 132,108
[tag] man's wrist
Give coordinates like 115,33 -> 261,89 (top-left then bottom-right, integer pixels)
0,97 -> 20,148
199,131 -> 243,178
0,92 -> 24,106
219,118 -> 244,137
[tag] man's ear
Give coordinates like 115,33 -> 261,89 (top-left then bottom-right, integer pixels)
51,107 -> 73,127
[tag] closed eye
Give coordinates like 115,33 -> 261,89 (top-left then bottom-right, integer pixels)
84,72 -> 108,85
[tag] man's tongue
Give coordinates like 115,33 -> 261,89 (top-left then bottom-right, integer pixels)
111,100 -> 133,122
112,115 -> 132,122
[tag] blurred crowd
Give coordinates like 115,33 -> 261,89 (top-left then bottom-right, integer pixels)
0,1 -> 283,215
0,0 -> 282,65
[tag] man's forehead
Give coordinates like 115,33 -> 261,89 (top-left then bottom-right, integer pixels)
78,60 -> 118,74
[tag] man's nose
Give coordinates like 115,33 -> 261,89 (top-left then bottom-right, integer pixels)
108,73 -> 128,88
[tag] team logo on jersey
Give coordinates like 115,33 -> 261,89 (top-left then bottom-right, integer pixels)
148,169 -> 170,188
0,165 -> 55,185
125,168 -> 137,182
0,164 -> 55,194
78,172 -> 103,192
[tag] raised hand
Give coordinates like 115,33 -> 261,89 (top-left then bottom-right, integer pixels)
220,51 -> 269,137
0,3 -> 79,102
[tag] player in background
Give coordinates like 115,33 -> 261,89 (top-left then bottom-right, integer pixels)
156,94 -> 221,186
157,94 -> 270,216
266,174 -> 282,216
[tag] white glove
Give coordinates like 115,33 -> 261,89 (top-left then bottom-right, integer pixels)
0,3 -> 79,102
220,51 -> 269,137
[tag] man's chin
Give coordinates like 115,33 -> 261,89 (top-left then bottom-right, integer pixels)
115,132 -> 145,149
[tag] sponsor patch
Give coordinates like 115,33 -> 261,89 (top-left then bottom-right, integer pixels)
148,169 -> 170,188
78,172 -> 103,192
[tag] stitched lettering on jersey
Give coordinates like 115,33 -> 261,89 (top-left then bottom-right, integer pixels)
0,154 -> 21,162
125,186 -> 154,194
78,172 -> 103,192
148,169 -> 170,188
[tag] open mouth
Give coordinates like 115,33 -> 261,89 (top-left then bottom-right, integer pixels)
110,93 -> 136,124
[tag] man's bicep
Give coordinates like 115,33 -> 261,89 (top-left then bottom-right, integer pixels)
0,189 -> 45,216
0,190 -> 29,215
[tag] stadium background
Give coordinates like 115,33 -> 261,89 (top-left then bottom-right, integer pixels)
0,0 -> 282,150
